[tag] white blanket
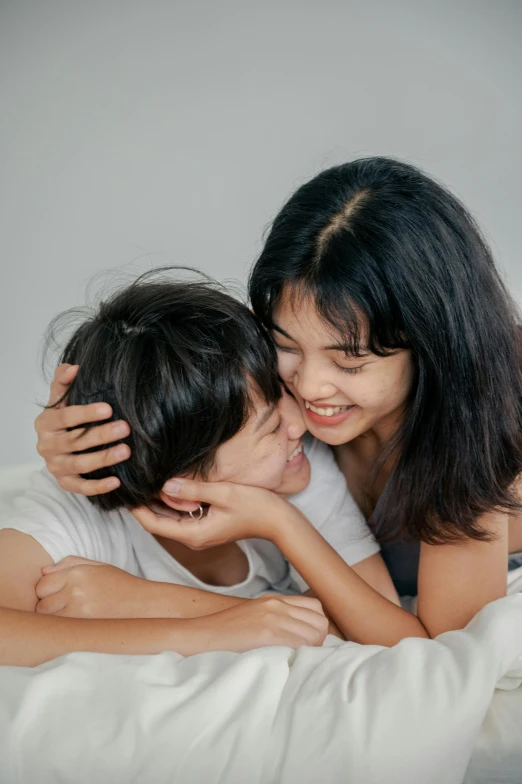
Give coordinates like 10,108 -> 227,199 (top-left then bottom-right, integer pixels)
0,595 -> 521,784
1,463 -> 521,783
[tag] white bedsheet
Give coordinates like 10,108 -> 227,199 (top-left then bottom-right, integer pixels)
0,595 -> 521,784
1,463 -> 521,783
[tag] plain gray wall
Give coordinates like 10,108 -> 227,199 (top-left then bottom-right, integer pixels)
1,0 -> 521,467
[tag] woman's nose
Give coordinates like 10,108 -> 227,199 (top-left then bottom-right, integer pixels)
293,360 -> 337,406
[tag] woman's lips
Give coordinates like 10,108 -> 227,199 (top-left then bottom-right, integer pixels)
304,404 -> 355,427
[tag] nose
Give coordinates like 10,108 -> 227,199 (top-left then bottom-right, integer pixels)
279,389 -> 307,441
293,358 -> 337,405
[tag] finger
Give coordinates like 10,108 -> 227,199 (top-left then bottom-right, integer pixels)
278,618 -> 326,647
42,556 -> 96,574
35,592 -> 68,615
147,501 -> 184,521
67,419 -> 131,451
35,571 -> 67,600
283,604 -> 329,635
47,364 -> 79,407
132,506 -> 195,539
162,477 -> 232,506
58,474 -> 121,496
36,403 -> 113,437
50,443 -> 130,476
278,595 -> 326,615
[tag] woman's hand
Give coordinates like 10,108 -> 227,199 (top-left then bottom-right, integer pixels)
35,556 -> 143,618
132,479 -> 296,550
35,364 -> 131,495
187,594 -> 329,651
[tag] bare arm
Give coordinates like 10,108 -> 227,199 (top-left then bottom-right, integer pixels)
276,507 -> 508,642
0,606 -> 201,667
273,509 -> 429,644
155,480 -> 511,646
135,484 -> 426,645
0,530 -> 328,666
34,555 -> 247,620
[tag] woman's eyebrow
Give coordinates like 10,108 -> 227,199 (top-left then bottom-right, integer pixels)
272,323 -> 295,341
322,341 -> 370,355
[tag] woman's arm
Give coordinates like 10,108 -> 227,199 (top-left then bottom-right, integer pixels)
155,479 -> 510,645
265,507 -> 429,645
138,482 -> 429,645
417,511 -> 508,638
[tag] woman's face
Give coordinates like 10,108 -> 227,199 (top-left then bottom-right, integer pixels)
207,386 -> 311,496
272,290 -> 414,446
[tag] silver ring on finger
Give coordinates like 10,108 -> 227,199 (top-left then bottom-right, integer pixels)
189,504 -> 204,521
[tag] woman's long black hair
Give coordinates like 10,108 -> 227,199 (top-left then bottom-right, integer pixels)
249,157 -> 522,544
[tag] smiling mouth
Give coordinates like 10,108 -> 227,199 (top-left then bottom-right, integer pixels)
287,442 -> 303,462
304,401 -> 353,417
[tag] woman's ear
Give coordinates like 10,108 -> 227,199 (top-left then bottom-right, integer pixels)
159,489 -> 201,514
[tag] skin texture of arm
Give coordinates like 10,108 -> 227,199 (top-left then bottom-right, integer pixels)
34,556 -> 248,619
0,530 -> 329,665
0,529 -> 247,618
275,508 -> 509,643
416,511 -> 509,638
154,479 -> 511,645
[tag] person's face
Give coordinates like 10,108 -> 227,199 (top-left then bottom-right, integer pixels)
207,385 -> 311,496
272,290 -> 414,446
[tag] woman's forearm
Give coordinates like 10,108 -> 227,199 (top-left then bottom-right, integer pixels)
274,510 -> 430,646
0,606 -> 206,667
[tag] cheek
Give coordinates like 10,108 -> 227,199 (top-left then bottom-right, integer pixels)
254,439 -> 289,488
226,439 -> 289,490
277,352 -> 299,380
360,369 -> 411,411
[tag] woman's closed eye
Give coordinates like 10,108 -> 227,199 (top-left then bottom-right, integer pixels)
274,343 -> 298,353
333,362 -> 365,374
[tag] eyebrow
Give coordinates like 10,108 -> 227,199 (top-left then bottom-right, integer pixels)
322,342 -> 370,355
272,323 -> 295,340
254,403 -> 277,433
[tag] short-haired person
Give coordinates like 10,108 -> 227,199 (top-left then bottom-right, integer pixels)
0,272 -> 397,666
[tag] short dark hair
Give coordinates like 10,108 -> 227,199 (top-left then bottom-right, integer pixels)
249,156 -> 522,544
47,269 -> 281,512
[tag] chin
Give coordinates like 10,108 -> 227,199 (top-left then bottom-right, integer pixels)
305,424 -> 351,446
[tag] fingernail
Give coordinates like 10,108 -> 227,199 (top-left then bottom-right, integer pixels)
164,479 -> 182,494
96,404 -> 112,417
114,445 -> 129,459
106,477 -> 120,490
113,422 -> 129,437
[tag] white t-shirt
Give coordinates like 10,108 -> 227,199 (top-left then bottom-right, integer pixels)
0,435 -> 378,598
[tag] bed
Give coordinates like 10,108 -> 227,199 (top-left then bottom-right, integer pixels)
0,464 -> 521,784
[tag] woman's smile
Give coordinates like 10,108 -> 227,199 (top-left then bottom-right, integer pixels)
304,400 -> 356,427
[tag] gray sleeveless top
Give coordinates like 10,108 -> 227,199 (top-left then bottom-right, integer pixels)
379,537 -> 522,596
378,538 -> 420,597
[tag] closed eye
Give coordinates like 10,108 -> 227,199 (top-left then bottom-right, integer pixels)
333,362 -> 364,374
270,419 -> 282,434
274,343 -> 298,353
